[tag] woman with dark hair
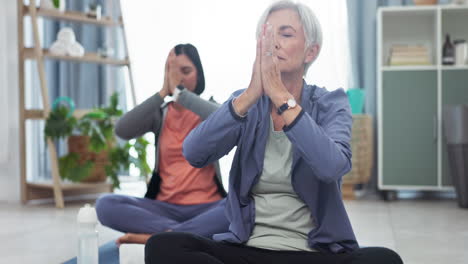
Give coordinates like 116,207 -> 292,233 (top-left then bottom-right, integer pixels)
95,43 -> 228,245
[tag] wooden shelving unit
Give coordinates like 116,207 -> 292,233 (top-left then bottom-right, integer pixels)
377,5 -> 468,199
23,48 -> 130,65
381,65 -> 438,71
17,1 -> 136,208
23,5 -> 123,26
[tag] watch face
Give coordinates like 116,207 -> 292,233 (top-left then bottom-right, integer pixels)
287,98 -> 297,108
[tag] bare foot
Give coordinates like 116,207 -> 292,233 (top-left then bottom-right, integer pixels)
116,233 -> 152,247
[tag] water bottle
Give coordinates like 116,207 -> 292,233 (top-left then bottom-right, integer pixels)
77,203 -> 99,264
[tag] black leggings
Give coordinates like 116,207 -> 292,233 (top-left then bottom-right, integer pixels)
145,232 -> 403,264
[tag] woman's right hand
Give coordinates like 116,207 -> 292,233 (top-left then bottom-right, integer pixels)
167,55 -> 183,95
159,49 -> 176,98
247,37 -> 264,99
232,37 -> 264,116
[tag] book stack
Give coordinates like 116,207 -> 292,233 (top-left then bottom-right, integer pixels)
388,44 -> 431,66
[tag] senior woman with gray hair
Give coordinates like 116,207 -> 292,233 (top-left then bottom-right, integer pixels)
145,1 -> 403,263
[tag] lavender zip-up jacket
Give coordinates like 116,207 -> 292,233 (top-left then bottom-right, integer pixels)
183,81 -> 359,253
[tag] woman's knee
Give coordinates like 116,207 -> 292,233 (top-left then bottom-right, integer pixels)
95,194 -> 122,225
357,247 -> 403,264
145,232 -> 195,260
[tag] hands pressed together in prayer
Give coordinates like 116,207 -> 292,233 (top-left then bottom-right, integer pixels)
233,23 -> 302,126
258,23 -> 286,101
159,49 -> 183,99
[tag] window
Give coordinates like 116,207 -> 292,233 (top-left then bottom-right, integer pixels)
121,0 -> 351,184
122,0 -> 350,102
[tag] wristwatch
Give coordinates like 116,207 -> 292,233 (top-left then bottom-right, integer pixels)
277,98 -> 297,115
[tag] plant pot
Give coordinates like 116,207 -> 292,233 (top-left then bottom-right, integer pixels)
68,135 -> 108,183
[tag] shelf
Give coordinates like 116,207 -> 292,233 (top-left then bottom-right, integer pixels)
380,9 -> 437,67
19,0 -> 134,208
377,5 -> 468,193
24,109 -> 94,120
440,4 -> 468,11
23,48 -> 129,66
382,65 -> 438,71
380,4 -> 468,13
441,65 -> 468,70
24,109 -> 45,119
23,6 -> 122,26
28,181 -> 112,190
379,5 -> 437,13
25,181 -> 113,201
382,65 -> 468,71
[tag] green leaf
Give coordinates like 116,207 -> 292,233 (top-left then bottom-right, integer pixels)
129,137 -> 151,177
49,92 -> 132,189
58,153 -> 94,182
110,93 -> 119,110
44,105 -> 77,141
52,0 -> 60,9
101,121 -> 114,140
84,110 -> 108,120
102,92 -> 123,117
105,164 -> 120,189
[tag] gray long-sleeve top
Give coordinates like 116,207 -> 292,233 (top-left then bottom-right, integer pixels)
115,89 -> 225,197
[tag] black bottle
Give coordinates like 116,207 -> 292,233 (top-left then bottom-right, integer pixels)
443,34 -> 455,65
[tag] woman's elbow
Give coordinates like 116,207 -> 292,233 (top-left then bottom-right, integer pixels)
316,171 -> 340,184
182,137 -> 205,168
316,158 -> 351,184
182,150 -> 205,168
114,120 -> 133,140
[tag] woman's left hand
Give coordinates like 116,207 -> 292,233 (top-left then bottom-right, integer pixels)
115,233 -> 152,247
261,23 -> 284,98
167,54 -> 183,95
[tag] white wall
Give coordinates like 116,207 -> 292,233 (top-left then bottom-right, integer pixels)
122,0 -> 350,105
0,0 -> 20,202
121,1 -> 351,187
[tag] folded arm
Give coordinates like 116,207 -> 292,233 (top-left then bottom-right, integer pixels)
114,93 -> 164,140
183,91 -> 246,168
177,89 -> 220,120
284,89 -> 353,183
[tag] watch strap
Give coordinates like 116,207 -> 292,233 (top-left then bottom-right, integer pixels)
277,102 -> 290,115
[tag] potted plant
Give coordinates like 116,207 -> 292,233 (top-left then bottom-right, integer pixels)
44,93 -> 151,188
40,0 -> 66,12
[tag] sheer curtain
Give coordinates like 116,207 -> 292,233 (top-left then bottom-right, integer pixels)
0,8 -> 9,164
306,1 -> 350,91
122,0 -> 350,101
121,0 -> 351,186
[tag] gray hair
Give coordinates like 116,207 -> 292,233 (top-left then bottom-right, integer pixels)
256,0 -> 322,75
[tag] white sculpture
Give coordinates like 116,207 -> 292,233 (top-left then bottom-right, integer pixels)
49,27 -> 85,57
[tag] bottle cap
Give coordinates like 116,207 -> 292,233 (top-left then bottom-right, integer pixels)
77,203 -> 98,224
454,39 -> 466,44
